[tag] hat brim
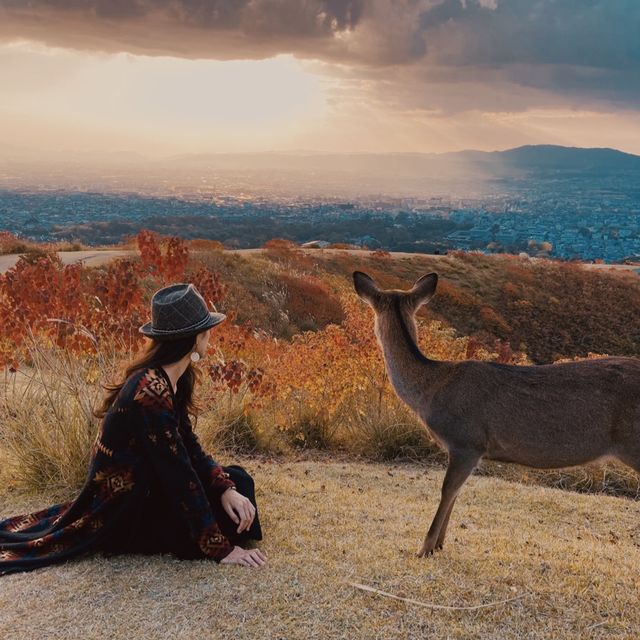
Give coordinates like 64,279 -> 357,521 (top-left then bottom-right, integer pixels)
139,311 -> 227,340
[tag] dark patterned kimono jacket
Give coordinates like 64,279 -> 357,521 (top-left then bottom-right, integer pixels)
0,366 -> 262,576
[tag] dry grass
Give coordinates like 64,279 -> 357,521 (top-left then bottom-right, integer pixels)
0,349 -> 109,494
2,459 -> 640,639
2,347 -> 640,501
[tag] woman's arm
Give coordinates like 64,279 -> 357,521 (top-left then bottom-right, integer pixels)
179,411 -> 237,497
179,411 -> 257,535
132,371 -> 233,561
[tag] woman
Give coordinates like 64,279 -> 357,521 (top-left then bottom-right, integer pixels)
0,283 -> 266,575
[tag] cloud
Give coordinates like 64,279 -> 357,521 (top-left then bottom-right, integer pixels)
0,0 -> 638,111
432,0 -> 640,109
419,0 -> 640,71
0,0 -> 366,61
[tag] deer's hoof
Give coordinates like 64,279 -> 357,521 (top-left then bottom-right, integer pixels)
417,539 -> 445,557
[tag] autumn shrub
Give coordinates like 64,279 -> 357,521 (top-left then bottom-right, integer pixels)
55,241 -> 85,252
194,393 -> 263,455
0,230 -> 230,369
188,239 -> 226,251
265,292 -> 511,457
0,231 -> 35,255
341,389 -> 440,462
297,248 -> 640,364
262,238 -> 297,265
285,405 -> 337,450
327,243 -> 359,250
196,357 -> 280,455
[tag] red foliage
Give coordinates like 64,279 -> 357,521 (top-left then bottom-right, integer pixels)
262,238 -> 297,252
206,361 -> 272,397
0,253 -> 88,351
0,231 -> 34,255
190,266 -> 228,308
137,230 -> 188,283
0,230 -> 235,369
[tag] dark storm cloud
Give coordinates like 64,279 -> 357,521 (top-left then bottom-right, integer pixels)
0,0 -> 638,108
0,1 -> 363,66
419,0 -> 640,70
0,1 -> 365,57
413,0 -> 640,108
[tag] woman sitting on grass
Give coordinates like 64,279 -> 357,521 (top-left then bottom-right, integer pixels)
0,283 -> 266,575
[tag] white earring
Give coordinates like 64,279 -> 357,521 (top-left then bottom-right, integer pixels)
190,351 -> 201,363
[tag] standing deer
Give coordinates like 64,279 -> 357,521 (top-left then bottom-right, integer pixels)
353,270 -> 640,557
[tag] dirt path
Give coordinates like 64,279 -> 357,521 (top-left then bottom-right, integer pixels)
0,250 -> 134,273
1,247 -> 637,275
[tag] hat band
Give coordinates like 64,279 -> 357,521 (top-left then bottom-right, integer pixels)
148,311 -> 213,335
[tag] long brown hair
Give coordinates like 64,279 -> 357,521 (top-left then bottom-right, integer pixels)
95,335 -> 202,419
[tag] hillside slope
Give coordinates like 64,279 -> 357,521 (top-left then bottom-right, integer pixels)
2,244 -> 639,363
193,246 -> 640,363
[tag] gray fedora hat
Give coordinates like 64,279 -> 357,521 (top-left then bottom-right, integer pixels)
139,283 -> 226,340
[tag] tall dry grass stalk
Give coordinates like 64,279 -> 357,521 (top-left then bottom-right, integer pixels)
0,347 -> 99,491
340,392 -> 442,462
194,382 -> 284,455
0,341 -> 115,494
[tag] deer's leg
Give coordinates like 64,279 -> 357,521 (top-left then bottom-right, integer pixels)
434,499 -> 457,550
417,450 -> 480,558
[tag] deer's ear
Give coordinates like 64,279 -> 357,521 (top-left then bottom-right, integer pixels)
409,273 -> 438,307
353,271 -> 381,306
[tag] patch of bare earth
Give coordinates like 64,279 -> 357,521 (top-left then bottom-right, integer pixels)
1,460 -> 639,639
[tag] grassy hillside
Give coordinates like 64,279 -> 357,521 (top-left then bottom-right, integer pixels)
3,231 -> 640,363
194,244 -> 640,363
1,233 -> 639,498
2,459 -> 639,639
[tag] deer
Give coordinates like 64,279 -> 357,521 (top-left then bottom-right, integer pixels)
352,270 -> 640,558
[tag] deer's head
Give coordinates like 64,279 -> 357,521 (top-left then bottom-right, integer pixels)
352,271 -> 438,344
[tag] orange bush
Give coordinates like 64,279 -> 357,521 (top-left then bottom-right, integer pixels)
0,231 -> 232,370
0,231 -> 34,255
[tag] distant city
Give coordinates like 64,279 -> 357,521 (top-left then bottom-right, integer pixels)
2,145 -> 640,263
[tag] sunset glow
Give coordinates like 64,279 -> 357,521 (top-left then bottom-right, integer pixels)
0,41 -> 331,155
1,1 -> 639,157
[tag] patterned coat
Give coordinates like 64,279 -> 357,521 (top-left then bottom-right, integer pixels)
0,366 -> 242,576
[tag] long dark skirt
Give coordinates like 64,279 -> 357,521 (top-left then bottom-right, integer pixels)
99,465 -> 263,560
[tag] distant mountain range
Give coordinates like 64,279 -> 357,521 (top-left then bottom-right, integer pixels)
164,144 -> 640,179
3,144 -> 639,198
5,143 -> 639,172
457,145 -> 640,174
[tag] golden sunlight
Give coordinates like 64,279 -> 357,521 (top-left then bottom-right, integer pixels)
0,41 -> 328,154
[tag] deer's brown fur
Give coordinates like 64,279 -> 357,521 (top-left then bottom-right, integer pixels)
353,270 -> 640,557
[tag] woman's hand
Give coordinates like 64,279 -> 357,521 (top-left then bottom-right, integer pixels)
220,545 -> 267,568
221,487 -> 256,534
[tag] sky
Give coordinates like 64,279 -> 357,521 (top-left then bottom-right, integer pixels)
1,0 -> 639,158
